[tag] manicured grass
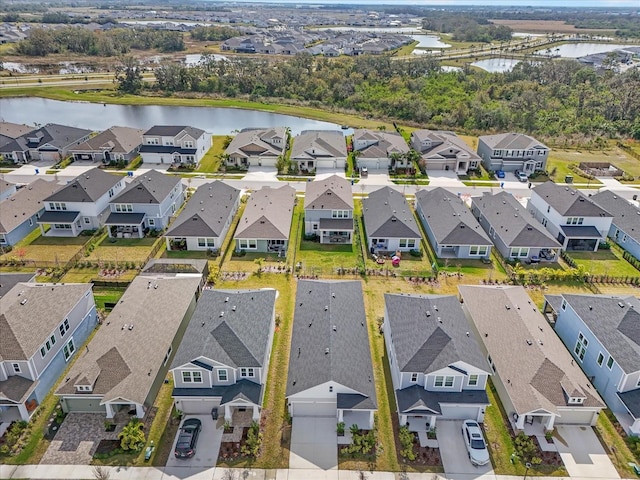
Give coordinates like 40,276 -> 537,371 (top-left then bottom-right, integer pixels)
567,245 -> 640,277
163,250 -> 210,259
595,409 -> 640,479
196,135 -> 225,173
99,237 -> 157,247
30,233 -> 89,246
87,236 -> 161,263
93,287 -> 127,310
393,40 -> 419,57
59,268 -> 138,283
0,230 -> 89,265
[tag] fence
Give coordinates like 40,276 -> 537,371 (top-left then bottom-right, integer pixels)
618,142 -> 640,162
92,280 -> 132,288
623,251 -> 640,272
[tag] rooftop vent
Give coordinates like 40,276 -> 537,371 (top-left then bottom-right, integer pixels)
225,297 -> 229,302
333,325 -> 337,331
232,306 -> 236,311
437,317 -> 442,323
20,298 -> 28,305
219,311 -> 224,317
324,305 -> 328,311
325,348 -> 330,355
505,305 -> 511,310
128,324 -> 134,331
618,302 -> 626,308
526,339 -> 533,345
426,310 -> 431,317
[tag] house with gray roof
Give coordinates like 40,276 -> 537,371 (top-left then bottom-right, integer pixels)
304,175 -> 353,244
529,182 -> 613,252
290,130 -> 347,172
384,294 -> 491,435
1,282 -> 96,422
410,130 -> 480,175
415,188 -> 492,259
104,170 -> 184,238
362,186 -> 421,254
287,280 -> 377,430
139,125 -> 210,166
471,191 -> 561,262
0,179 -> 63,247
590,190 -> 640,260
56,271 -> 203,419
166,181 -> 240,252
0,272 -> 35,298
70,126 -> 145,164
543,294 -> 640,435
0,179 -> 17,203
37,168 -> 126,237
352,129 -> 409,172
0,122 -> 35,157
477,132 -> 549,174
0,123 -> 92,164
234,185 -> 295,254
224,127 -> 287,169
171,289 -> 277,423
459,285 -> 605,433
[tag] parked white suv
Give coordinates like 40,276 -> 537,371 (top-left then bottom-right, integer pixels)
462,419 -> 490,466
515,170 -> 528,182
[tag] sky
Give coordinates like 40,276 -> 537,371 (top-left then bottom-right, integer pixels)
221,0 -> 639,7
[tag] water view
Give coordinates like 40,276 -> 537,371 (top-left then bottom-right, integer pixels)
533,43 -> 630,58
412,35 -> 451,49
471,58 -> 521,73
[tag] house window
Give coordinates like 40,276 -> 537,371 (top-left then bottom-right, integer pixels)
206,238 -> 215,247
469,246 -> 488,256
636,377 -> 640,387
0,234 -> 6,245
399,239 -> 416,248
84,217 -> 90,224
49,202 -> 67,211
59,318 -> 70,337
239,239 -> 257,250
332,210 -> 349,218
561,299 -> 567,311
622,234 -> 627,243
50,334 -> 56,347
192,371 -> 202,383
566,217 -> 584,225
41,346 -> 46,358
468,374 -> 479,386
183,141 -> 194,148
182,371 -> 193,383
218,369 -> 228,381
115,204 -> 133,213
607,356 -> 614,370
444,376 -> 454,387
574,332 -> 588,361
54,224 -> 72,230
28,218 -> 33,226
198,238 -> 206,247
434,376 -> 444,387
410,373 -> 418,383
148,218 -> 155,227
510,247 -> 529,258
596,352 -> 604,366
12,363 -> 21,373
312,223 -> 319,231
489,227 -> 495,238
146,138 -> 159,145
329,386 -> 333,392
240,368 -> 255,378
163,346 -> 172,366
63,338 -> 75,361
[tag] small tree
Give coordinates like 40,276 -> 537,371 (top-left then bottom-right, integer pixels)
514,432 -> 542,465
241,421 -> 262,458
114,56 -> 143,94
118,418 -> 145,451
398,425 -> 416,461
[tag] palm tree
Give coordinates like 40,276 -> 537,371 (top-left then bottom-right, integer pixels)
118,418 -> 146,451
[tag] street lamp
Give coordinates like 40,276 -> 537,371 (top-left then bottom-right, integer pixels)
524,462 -> 532,479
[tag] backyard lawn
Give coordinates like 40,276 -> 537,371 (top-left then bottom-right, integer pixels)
196,135 -> 226,173
545,146 -> 639,184
0,229 -> 89,265
86,236 -> 161,264
566,245 -> 640,277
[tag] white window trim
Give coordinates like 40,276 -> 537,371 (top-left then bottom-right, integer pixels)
218,369 -> 228,381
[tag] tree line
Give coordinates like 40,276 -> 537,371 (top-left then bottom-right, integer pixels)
421,13 -> 513,43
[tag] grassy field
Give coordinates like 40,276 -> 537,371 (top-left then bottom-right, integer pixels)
489,19 -> 616,35
86,236 -> 160,264
0,229 -> 89,265
567,245 -> 640,277
546,146 -> 640,184
196,135 -> 226,173
595,409 -> 640,479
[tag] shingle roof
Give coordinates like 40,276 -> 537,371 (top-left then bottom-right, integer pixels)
225,127 -> 286,158
0,124 -> 92,154
472,191 -> 561,248
0,122 -> 35,139
72,126 -> 144,155
362,186 -> 421,239
0,179 -> 62,234
235,185 -> 295,240
479,132 -> 548,151
110,170 -> 180,204
591,190 -> 640,244
45,168 -> 123,203
353,129 -> 409,159
553,294 -> 640,373
143,125 -> 205,138
0,272 -> 35,298
416,188 -> 491,247
304,175 -> 353,210
532,182 -> 612,217
0,283 -> 92,361
166,181 -> 240,238
618,389 -> 640,418
287,280 -> 377,409
0,374 -> 36,404
459,285 -> 605,416
173,379 -> 262,406
56,274 -> 202,405
411,130 -> 481,162
396,385 -> 489,414
0,180 -> 16,196
290,130 -> 347,161
171,289 -> 277,370
384,294 -> 489,374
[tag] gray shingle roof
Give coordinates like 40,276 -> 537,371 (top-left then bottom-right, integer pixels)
171,289 -> 277,370
110,170 -> 180,205
459,285 -> 604,416
0,122 -> 35,139
235,185 -> 295,240
304,175 -> 353,211
411,130 -> 481,162
286,280 -> 377,409
532,182 -> 612,217
416,188 -> 491,247
45,168 -> 123,203
618,389 -> 640,418
479,132 -> 548,151
0,123 -> 92,154
591,190 -> 640,244
72,126 -> 144,155
396,385 -> 489,414
166,181 -> 240,238
225,127 -> 286,158
0,374 -> 36,404
0,272 -> 35,298
173,379 -> 262,405
0,179 -> 62,234
291,130 -> 347,161
472,191 -> 561,248
144,125 -> 205,138
384,293 -> 489,374
353,129 -> 409,159
0,180 -> 16,196
362,187 -> 421,239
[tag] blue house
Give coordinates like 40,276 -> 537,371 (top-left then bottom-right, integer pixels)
544,294 -> 640,435
0,283 -> 96,423
591,190 -> 640,261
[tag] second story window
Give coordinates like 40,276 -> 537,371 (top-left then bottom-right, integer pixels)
49,202 -> 67,211
331,210 -> 349,218
115,204 -> 133,213
218,369 -> 228,382
574,332 -> 588,361
566,217 -> 584,225
468,374 -> 479,386
59,318 -> 70,337
240,368 -> 255,378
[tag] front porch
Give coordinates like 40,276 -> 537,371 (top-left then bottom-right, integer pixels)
105,401 -> 145,420
510,413 -> 558,452
338,410 -> 375,445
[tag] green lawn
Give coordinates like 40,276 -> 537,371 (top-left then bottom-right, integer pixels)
196,135 -> 226,173
595,409 -> 640,478
87,236 -> 161,264
93,287 -> 127,310
566,245 -> 640,277
0,229 -> 89,265
163,250 -> 210,259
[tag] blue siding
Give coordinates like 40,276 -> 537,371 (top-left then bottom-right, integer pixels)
4,214 -> 40,246
610,223 -> 640,261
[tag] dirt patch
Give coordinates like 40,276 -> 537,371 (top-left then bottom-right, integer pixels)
95,440 -> 120,456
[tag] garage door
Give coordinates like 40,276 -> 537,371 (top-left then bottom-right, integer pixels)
179,398 -> 220,415
63,397 -> 106,413
358,159 -> 386,170
292,401 -> 336,417
440,405 -> 482,420
556,409 -> 597,425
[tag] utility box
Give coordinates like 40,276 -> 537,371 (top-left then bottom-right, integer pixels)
565,175 -> 573,184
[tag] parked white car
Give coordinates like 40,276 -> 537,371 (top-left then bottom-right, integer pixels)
462,419 -> 490,466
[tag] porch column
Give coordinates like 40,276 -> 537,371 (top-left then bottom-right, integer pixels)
166,237 -> 172,251
515,415 -> 525,430
252,405 -> 260,422
400,414 -> 407,426
107,226 -> 114,238
224,404 -> 232,423
17,403 -> 30,421
135,404 -> 145,419
137,227 -> 143,239
337,409 -> 343,423
39,224 -> 46,235
545,415 -> 555,431
105,403 -> 115,419
429,415 -> 436,430
369,410 -> 375,429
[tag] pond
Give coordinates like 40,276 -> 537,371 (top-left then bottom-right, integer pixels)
533,43 -> 630,58
0,98 -> 350,135
412,35 -> 451,49
471,58 -> 522,73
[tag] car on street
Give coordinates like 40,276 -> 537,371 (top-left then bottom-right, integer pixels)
515,170 -> 528,182
462,419 -> 490,466
360,166 -> 368,176
174,418 -> 202,458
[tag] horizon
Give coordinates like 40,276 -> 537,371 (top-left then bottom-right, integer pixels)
216,0 -> 639,8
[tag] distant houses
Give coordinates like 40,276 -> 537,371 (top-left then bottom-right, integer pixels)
71,126 -> 145,165
0,123 -> 92,164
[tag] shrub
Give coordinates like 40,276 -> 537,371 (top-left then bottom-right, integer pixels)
118,418 -> 145,451
240,421 -> 262,458
514,432 -> 542,465
398,425 -> 416,461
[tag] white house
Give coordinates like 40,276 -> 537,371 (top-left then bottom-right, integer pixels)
477,133 -> 549,174
591,190 -> 640,261
290,130 -> 347,171
352,129 -> 409,171
224,127 -> 287,168
139,125 -> 211,166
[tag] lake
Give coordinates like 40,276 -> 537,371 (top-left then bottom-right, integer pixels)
412,35 -> 451,49
533,43 -> 630,58
471,58 -> 521,73
0,98 -> 349,135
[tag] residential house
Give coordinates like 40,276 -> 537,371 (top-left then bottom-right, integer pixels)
410,130 -> 480,174
0,272 -> 36,298
0,123 -> 92,164
139,125 -> 210,166
71,126 -> 145,164
529,182 -> 613,252
477,133 -> 549,174
415,188 -> 492,259
171,288 -> 277,423
352,129 -> 409,171
290,130 -> 347,172
0,180 -> 17,203
234,185 -> 295,254
0,283 -> 96,422
544,294 -> 640,435
590,190 -> 640,260
287,280 -> 377,429
459,285 -> 605,432
0,122 -> 35,160
56,271 -> 202,419
471,191 -> 561,262
37,168 -> 126,237
224,127 -> 287,169
166,181 -> 240,252
304,175 -> 354,244
0,179 -> 62,247
362,186 -> 421,253
383,293 -> 491,434
104,170 -> 184,238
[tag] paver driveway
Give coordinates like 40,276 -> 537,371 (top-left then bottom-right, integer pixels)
289,417 -> 337,470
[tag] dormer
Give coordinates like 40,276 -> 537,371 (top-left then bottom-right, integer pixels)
75,384 -> 93,393
562,383 -> 586,405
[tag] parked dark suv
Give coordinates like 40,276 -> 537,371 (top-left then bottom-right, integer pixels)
174,418 -> 202,459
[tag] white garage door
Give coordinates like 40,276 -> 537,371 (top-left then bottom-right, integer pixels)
440,405 -> 482,420
358,158 -> 386,170
179,398 -> 220,415
556,409 -> 597,425
292,401 -> 336,417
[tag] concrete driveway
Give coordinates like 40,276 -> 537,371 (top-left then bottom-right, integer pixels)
438,420 -> 494,476
242,167 -> 277,182
289,417 -> 337,470
553,425 -> 619,479
165,415 -> 222,469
